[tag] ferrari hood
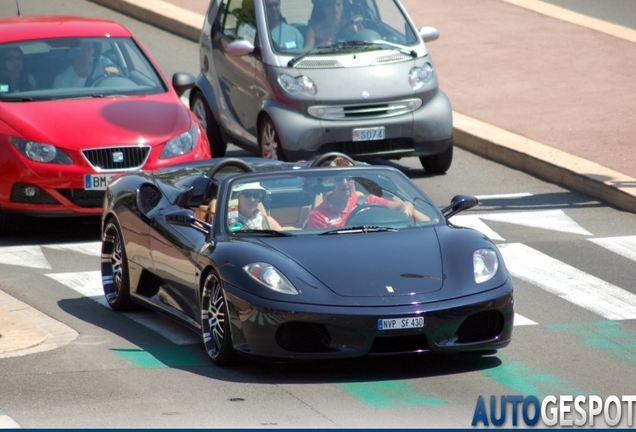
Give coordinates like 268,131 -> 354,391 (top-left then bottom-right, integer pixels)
263,230 -> 444,297
2,93 -> 190,148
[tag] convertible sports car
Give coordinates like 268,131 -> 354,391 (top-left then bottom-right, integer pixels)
101,152 -> 514,365
0,16 -> 211,234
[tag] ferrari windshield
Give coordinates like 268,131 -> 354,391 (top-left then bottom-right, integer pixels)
223,168 -> 441,235
0,37 -> 165,101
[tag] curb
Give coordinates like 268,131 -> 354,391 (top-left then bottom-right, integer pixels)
91,0 -> 636,214
0,289 -> 78,358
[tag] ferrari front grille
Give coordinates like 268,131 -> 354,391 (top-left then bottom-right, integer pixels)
276,322 -> 332,353
369,334 -> 431,354
456,310 -> 504,343
307,98 -> 421,121
82,145 -> 151,171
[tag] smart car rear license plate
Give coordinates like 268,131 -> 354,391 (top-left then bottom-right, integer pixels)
378,317 -> 424,330
352,127 -> 385,141
84,174 -> 117,191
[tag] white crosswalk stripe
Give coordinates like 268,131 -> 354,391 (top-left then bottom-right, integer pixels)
46,271 -> 199,345
499,242 -> 636,320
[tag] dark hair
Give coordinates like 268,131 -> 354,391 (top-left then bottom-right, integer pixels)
309,0 -> 350,24
1,46 -> 35,92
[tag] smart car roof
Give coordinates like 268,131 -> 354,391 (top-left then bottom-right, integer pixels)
0,16 -> 132,43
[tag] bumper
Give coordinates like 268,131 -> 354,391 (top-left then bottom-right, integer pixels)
267,90 -> 453,161
224,279 -> 514,361
0,138 -> 209,218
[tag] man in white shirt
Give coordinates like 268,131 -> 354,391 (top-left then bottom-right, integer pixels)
53,41 -> 118,88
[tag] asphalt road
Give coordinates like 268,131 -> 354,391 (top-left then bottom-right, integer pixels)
2,0 -> 636,428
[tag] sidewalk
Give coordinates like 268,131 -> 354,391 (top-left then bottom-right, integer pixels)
2,0 -> 636,356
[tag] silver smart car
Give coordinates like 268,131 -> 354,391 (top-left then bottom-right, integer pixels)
191,0 -> 453,173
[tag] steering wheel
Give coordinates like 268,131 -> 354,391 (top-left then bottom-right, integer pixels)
205,157 -> 255,178
91,74 -> 135,88
337,16 -> 364,41
310,152 -> 355,167
345,203 -> 410,226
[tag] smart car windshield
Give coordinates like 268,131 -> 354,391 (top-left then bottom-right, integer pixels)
0,37 -> 166,101
224,169 -> 441,235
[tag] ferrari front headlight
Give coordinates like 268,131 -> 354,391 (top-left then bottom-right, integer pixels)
160,126 -> 199,158
473,249 -> 499,283
9,136 -> 72,164
243,262 -> 298,295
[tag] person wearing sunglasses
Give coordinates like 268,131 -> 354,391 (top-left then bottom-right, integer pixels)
306,158 -> 411,229
0,46 -> 36,93
230,182 -> 282,231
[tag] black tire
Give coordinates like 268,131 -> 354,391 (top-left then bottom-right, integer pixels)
419,142 -> 453,174
200,272 -> 238,366
0,207 -> 17,236
191,92 -> 227,157
101,219 -> 135,311
258,116 -> 286,161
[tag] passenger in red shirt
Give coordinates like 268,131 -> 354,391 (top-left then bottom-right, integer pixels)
306,174 -> 410,229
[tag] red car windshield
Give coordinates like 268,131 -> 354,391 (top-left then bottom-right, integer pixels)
0,37 -> 166,100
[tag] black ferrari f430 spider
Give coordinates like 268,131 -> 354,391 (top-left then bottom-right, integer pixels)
101,152 -> 514,365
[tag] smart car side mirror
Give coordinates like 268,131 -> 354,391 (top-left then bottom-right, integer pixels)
419,26 -> 440,43
441,194 -> 478,220
227,40 -> 255,56
172,72 -> 196,97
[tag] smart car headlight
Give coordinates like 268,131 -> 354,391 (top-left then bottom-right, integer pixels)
243,262 -> 298,295
408,64 -> 434,90
9,136 -> 72,164
473,249 -> 499,284
160,126 -> 199,159
278,73 -> 317,96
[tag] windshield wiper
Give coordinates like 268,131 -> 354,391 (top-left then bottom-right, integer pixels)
235,229 -> 293,237
319,225 -> 397,235
288,44 -> 343,67
288,40 -> 417,67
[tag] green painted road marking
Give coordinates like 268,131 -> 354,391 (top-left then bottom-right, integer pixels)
340,380 -> 446,408
546,320 -> 636,367
481,360 -> 587,398
110,345 -> 210,368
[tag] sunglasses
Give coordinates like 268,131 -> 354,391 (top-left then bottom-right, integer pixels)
334,176 -> 352,183
241,190 -> 264,199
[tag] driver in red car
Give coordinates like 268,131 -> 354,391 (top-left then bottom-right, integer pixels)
306,157 -> 410,228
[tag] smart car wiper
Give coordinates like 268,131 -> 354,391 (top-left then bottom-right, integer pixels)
288,45 -> 343,67
319,226 -> 397,235
338,40 -> 417,57
236,229 -> 293,237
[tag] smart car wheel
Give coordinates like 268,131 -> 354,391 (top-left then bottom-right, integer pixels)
259,117 -> 286,161
101,219 -> 135,311
419,143 -> 453,174
201,272 -> 238,366
191,92 -> 227,157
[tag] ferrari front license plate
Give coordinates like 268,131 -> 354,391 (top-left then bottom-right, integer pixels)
84,174 -> 117,191
352,126 -> 385,141
378,317 -> 424,330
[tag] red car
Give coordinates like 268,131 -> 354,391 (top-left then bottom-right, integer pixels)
0,16 -> 211,234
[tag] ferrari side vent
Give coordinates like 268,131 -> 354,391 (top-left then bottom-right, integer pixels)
276,322 -> 332,353
138,184 -> 162,214
456,310 -> 504,343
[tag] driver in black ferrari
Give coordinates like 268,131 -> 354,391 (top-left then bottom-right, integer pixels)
306,157 -> 411,228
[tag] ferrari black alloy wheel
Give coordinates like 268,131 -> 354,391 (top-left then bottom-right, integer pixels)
101,219 -> 135,311
201,272 -> 238,366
